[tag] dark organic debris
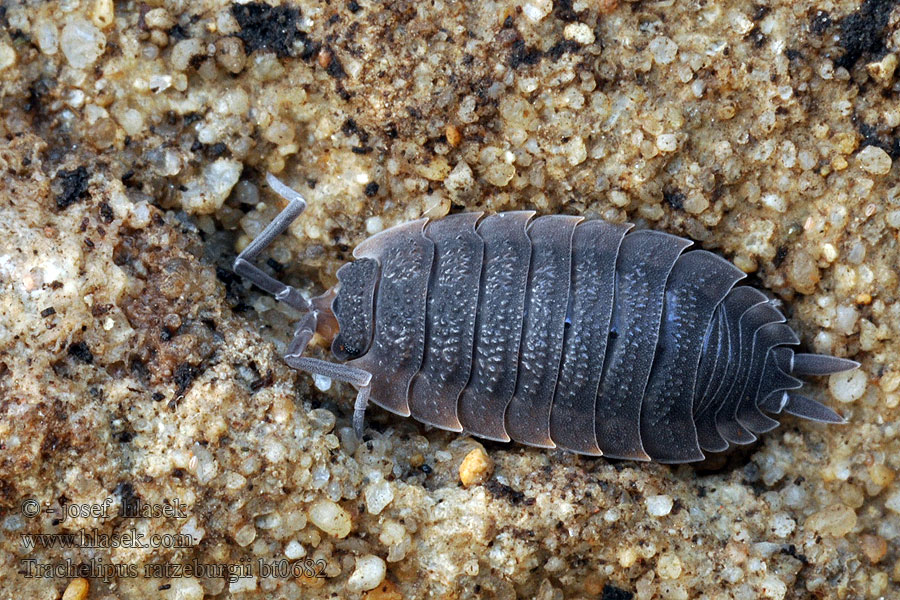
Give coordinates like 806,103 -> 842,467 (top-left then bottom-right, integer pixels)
663,189 -> 686,211
810,10 -> 831,35
67,341 -> 94,364
509,39 -> 543,69
509,34 -> 582,69
601,584 -> 634,600
99,201 -> 114,223
546,39 -> 582,61
858,122 -> 900,160
231,2 -> 315,58
324,47 -> 347,78
774,246 -> 789,268
55,166 -> 91,210
173,363 -> 200,397
114,482 -> 140,515
836,0 -> 896,70
216,265 -> 247,307
485,479 -> 530,505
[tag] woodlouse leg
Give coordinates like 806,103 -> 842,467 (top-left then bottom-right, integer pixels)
284,348 -> 373,439
233,173 -> 310,312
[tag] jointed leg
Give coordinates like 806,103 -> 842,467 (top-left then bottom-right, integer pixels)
233,173 -> 310,311
284,351 -> 373,439
240,175 -> 374,438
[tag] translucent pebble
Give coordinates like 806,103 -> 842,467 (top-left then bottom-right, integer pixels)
364,480 -> 394,515
523,0 -> 552,22
117,108 -> 144,136
311,466 -> 330,489
857,145 -> 892,175
308,499 -> 352,538
229,575 -> 257,593
829,370 -> 867,403
234,523 -> 257,546
35,20 -> 59,55
309,408 -> 336,432
834,304 -> 859,334
886,210 -> 900,229
656,553 -> 682,579
885,490 -> 900,514
761,193 -> 786,213
565,137 -> 587,166
847,241 -> 866,264
484,162 -> 515,187
379,519 -> 406,548
166,577 -> 204,600
646,494 -> 673,516
264,439 -> 285,463
180,158 -> 242,214
366,216 -> 384,235
346,555 -> 386,592
284,540 -> 306,559
649,36 -> 678,64
171,38 -> 205,72
564,23 -> 595,45
805,503 -> 857,537
313,374 -> 332,391
760,575 -> 787,600
255,513 -> 282,530
771,513 -> 796,537
144,8 -> 175,29
190,443 -> 218,484
444,161 -> 475,198
60,18 -> 106,69
457,95 -> 477,123
656,133 -> 677,152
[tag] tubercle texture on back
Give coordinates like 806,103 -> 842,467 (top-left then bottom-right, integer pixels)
326,211 -> 858,463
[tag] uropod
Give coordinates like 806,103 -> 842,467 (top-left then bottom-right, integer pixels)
233,174 -> 858,464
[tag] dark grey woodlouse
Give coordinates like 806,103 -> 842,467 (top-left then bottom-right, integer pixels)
233,174 -> 859,464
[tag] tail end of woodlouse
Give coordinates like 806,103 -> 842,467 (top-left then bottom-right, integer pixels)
754,350 -> 858,427
790,353 -> 861,376
782,393 -> 847,424
780,352 -> 857,425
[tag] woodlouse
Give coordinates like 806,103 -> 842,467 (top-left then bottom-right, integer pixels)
234,174 -> 858,464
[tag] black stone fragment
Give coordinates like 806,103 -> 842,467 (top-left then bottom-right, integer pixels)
325,49 -> 347,78
99,201 -> 114,223
774,246 -> 789,267
173,363 -> 199,397
68,341 -> 94,364
55,166 -> 90,210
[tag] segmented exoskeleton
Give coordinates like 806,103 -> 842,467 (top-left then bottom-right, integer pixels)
233,175 -> 858,463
